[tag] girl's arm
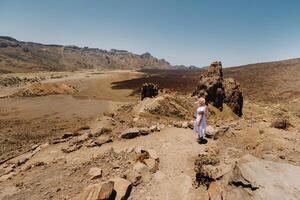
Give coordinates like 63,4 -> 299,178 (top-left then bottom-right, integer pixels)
197,112 -> 204,126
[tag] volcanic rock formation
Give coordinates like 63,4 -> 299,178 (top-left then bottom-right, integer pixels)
141,83 -> 159,100
193,61 -> 243,116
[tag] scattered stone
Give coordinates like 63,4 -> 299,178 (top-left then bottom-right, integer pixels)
78,181 -> 114,200
62,132 -> 78,139
149,125 -> 157,132
99,181 -> 115,199
88,167 -> 102,180
147,149 -> 159,161
159,124 -> 166,129
133,162 -> 148,174
188,121 -> 194,129
205,125 -> 216,138
126,146 -> 135,153
144,158 -> 159,173
52,138 -> 69,144
134,146 -> 145,154
201,164 -> 232,180
120,129 -> 140,139
139,128 -> 150,135
182,121 -> 188,128
110,177 -> 132,200
156,126 -> 161,132
271,117 -> 291,130
133,117 -> 139,122
70,133 -> 90,145
17,157 -> 29,166
207,182 -> 224,200
173,121 -> 182,128
207,126 -> 230,139
61,144 -> 82,153
87,136 -> 113,147
124,169 -> 142,186
0,172 -> 16,182
103,112 -> 115,118
91,127 -> 113,137
76,125 -> 90,132
31,144 -> 39,150
279,155 -> 286,160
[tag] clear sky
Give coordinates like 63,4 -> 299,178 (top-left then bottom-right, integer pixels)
1,0 -> 300,67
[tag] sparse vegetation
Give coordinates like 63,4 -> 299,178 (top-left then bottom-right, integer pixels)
271,117 -> 291,130
194,154 -> 219,187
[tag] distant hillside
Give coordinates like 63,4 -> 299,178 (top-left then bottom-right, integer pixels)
224,58 -> 300,102
112,58 -> 300,102
0,36 -> 172,73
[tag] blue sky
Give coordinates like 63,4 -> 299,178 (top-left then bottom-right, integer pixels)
1,0 -> 300,67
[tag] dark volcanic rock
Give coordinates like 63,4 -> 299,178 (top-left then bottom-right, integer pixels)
141,83 -> 159,100
223,78 -> 243,116
193,61 -> 243,116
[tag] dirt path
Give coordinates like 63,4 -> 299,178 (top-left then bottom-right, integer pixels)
0,127 -> 211,200
127,128 -> 207,200
67,127 -> 207,199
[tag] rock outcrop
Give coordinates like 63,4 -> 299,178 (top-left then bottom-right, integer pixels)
193,61 -> 243,116
141,83 -> 159,100
227,154 -> 300,200
223,78 -> 243,117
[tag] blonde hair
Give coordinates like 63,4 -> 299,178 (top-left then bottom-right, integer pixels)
195,97 -> 206,105
198,97 -> 206,105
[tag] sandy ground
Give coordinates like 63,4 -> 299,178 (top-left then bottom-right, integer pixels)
0,70 -> 140,163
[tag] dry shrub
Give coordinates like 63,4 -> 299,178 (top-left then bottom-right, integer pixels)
100,127 -> 112,134
271,117 -> 291,130
194,154 -> 219,187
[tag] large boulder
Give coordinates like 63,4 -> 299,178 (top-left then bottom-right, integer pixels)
193,61 -> 243,116
119,128 -> 140,139
110,177 -> 132,200
226,154 -> 300,200
77,181 -> 114,200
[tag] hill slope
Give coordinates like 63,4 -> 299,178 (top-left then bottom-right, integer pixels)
111,58 -> 300,102
0,36 -> 172,73
224,58 -> 300,102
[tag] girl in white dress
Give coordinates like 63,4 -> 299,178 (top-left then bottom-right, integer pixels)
194,97 -> 206,141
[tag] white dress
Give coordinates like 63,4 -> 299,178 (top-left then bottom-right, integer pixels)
194,106 -> 206,137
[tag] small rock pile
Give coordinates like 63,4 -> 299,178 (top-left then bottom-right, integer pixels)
76,146 -> 160,200
193,61 -> 243,116
144,95 -> 194,120
141,83 -> 159,100
14,83 -> 77,97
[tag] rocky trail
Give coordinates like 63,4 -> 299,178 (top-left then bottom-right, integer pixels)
0,124 -> 210,200
128,128 -> 207,200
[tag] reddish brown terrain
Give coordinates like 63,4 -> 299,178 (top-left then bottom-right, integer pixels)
0,55 -> 299,199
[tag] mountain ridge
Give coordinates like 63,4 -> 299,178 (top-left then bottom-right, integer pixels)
0,36 -> 173,73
